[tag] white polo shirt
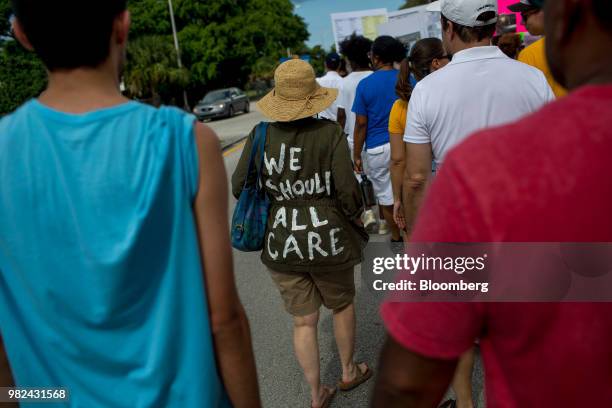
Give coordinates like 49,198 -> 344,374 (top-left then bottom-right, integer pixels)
316,71 -> 343,121
404,46 -> 554,167
337,70 -> 373,144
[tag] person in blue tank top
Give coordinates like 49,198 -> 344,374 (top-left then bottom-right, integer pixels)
0,1 -> 260,407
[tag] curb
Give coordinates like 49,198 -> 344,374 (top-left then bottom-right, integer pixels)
222,136 -> 248,152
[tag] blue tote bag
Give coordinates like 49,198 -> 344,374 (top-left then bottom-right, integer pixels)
231,122 -> 270,251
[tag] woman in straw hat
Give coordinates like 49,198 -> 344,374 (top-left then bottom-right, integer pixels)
232,59 -> 371,408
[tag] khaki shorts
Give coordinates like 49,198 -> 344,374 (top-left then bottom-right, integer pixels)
268,268 -> 356,316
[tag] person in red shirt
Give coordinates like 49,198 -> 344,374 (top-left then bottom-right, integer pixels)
372,1 -> 612,407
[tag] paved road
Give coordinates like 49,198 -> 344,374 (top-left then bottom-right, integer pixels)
220,121 -> 486,407
206,104 -> 266,149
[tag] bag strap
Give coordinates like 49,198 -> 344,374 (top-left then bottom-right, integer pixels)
242,122 -> 269,190
256,122 -> 269,192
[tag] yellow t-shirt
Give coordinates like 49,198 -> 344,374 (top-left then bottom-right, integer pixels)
389,99 -> 408,135
518,38 -> 567,98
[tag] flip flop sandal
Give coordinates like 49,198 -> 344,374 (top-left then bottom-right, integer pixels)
312,387 -> 336,408
337,362 -> 373,392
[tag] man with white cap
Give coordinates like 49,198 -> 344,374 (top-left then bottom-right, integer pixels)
392,0 -> 553,407
400,0 -> 553,239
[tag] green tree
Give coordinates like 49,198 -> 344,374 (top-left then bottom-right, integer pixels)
0,0 -> 309,112
0,40 -> 47,115
291,44 -> 328,77
128,0 -> 309,103
308,45 -> 328,76
0,0 -> 46,114
126,0 -> 172,38
400,0 -> 431,9
0,0 -> 11,36
124,35 -> 190,106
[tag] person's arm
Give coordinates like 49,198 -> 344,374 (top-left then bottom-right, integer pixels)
376,143 -> 489,407
389,98 -> 407,229
353,114 -> 367,173
401,87 -> 432,238
389,132 -> 406,230
336,83 -> 347,132
402,143 -> 432,239
331,126 -> 364,222
230,128 -> 257,199
0,336 -> 15,387
351,83 -> 368,173
371,336 -> 456,408
337,107 -> 347,132
194,123 -> 261,408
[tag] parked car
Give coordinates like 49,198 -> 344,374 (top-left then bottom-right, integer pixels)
193,88 -> 250,121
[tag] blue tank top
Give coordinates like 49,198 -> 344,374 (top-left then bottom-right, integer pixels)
0,100 -> 231,407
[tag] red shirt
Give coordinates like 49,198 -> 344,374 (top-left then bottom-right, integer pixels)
382,85 -> 612,407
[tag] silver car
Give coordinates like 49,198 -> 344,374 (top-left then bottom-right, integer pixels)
193,88 -> 250,121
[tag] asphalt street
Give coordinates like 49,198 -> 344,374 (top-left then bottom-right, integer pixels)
206,105 -> 266,149
213,110 -> 486,408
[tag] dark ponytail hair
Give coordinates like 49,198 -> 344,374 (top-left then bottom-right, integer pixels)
408,38 -> 446,81
395,59 -> 413,102
395,38 -> 446,102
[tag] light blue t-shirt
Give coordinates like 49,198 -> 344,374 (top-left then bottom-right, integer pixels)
351,69 -> 399,150
0,100 -> 231,407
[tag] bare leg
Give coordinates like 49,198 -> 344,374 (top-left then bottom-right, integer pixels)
333,303 -> 356,382
294,311 -> 332,407
333,303 -> 368,383
452,348 -> 475,408
381,205 -> 401,241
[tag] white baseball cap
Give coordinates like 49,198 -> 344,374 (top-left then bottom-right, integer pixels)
427,0 -> 498,27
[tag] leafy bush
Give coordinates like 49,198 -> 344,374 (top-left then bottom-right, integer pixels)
0,41 -> 46,115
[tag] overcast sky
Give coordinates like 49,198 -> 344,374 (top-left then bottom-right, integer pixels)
292,0 -> 404,49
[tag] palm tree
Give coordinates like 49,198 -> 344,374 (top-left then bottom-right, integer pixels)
124,35 -> 190,106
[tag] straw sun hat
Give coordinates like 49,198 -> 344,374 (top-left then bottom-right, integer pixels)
257,59 -> 339,122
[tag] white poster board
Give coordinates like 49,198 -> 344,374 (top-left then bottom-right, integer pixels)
331,8 -> 388,52
379,5 -> 441,51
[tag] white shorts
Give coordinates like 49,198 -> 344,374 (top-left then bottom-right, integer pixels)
365,143 -> 393,206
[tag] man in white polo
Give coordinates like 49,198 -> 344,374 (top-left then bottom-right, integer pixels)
399,0 -> 553,407
401,0 -> 553,234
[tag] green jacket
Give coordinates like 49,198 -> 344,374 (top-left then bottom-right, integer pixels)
232,118 -> 367,273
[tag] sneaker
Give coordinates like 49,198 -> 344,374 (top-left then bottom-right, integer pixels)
378,220 -> 389,235
363,209 -> 377,233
